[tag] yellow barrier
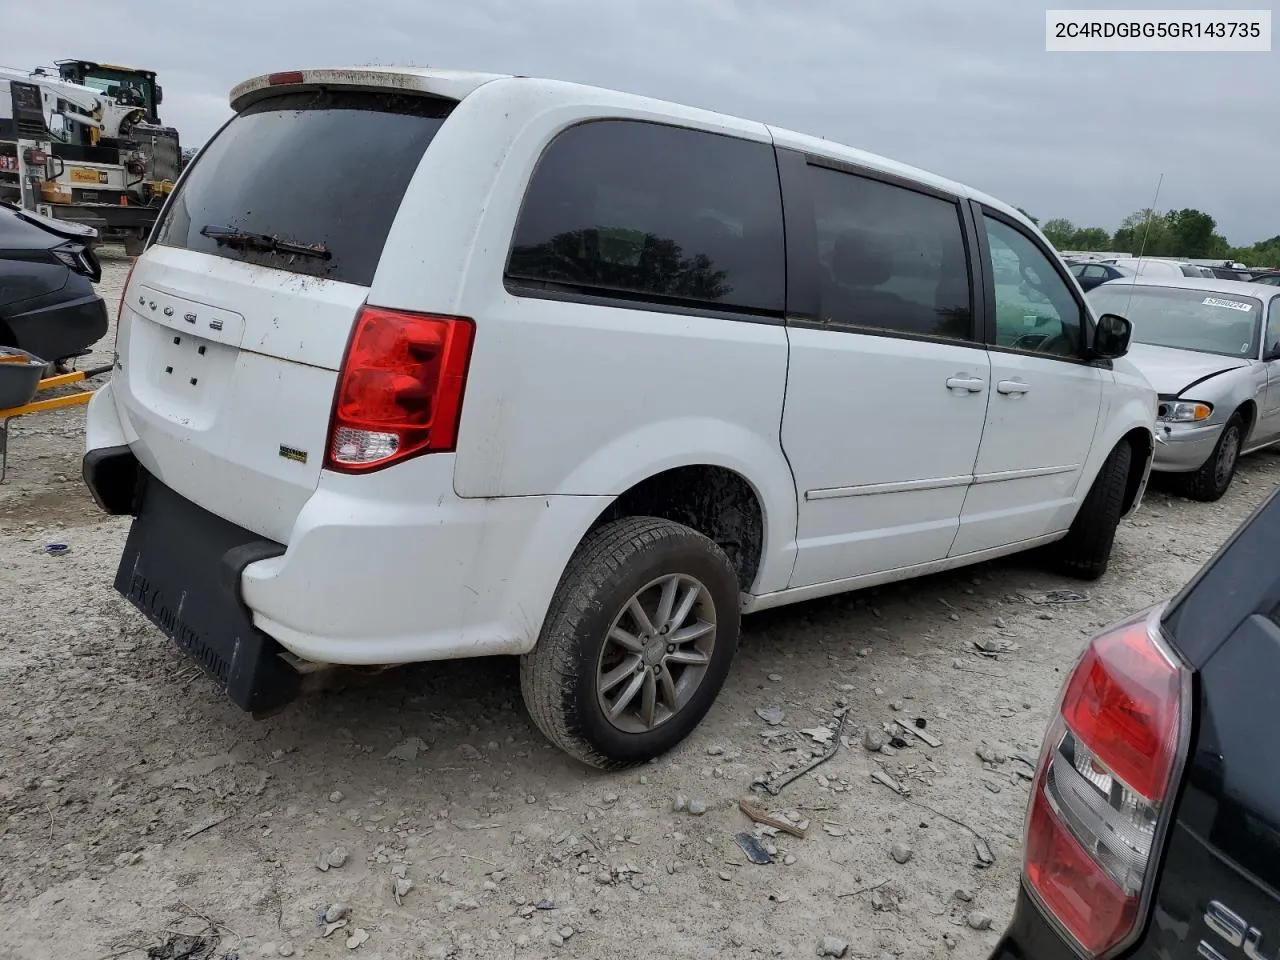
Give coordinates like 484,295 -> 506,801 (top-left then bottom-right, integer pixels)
0,364 -> 112,483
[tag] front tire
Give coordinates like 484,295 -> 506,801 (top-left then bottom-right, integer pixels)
1049,441 -> 1132,581
520,517 -> 740,770
1180,413 -> 1243,503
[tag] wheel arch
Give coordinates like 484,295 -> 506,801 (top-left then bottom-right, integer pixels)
1078,392 -> 1156,519
1234,398 -> 1258,437
553,419 -> 800,595
1119,426 -> 1154,516
588,464 -> 771,592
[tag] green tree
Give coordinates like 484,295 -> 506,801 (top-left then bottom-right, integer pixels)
1230,235 -> 1280,268
1040,218 -> 1076,248
1166,208 -> 1224,258
1113,209 -> 1170,255
1071,227 -> 1113,250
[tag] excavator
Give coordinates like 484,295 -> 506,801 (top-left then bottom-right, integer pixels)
0,59 -> 182,253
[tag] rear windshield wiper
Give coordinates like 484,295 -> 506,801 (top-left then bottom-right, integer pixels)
200,225 -> 331,260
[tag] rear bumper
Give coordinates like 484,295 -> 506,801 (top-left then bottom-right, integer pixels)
239,465 -> 610,665
2,285 -> 108,363
85,380 -> 611,672
1153,421 -> 1222,473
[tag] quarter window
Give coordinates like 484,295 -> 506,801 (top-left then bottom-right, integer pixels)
983,216 -> 1084,358
507,120 -> 785,314
807,165 -> 973,340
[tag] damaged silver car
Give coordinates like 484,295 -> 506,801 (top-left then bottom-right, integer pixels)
1088,276 -> 1280,501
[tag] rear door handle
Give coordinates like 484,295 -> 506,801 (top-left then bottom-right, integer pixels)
997,380 -> 1031,395
945,376 -> 986,393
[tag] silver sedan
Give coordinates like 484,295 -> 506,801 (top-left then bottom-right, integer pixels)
1087,276 -> 1280,501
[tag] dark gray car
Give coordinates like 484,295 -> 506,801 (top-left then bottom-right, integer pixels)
0,202 -> 108,369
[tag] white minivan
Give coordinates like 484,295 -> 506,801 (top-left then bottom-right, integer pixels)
84,68 -> 1156,768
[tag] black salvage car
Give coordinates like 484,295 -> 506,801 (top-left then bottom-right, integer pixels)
0,202 -> 108,370
1067,260 -> 1134,292
991,487 -> 1280,959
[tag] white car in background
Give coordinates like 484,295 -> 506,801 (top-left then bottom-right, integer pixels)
1105,257 -> 1215,279
1089,276 -> 1280,500
83,68 -> 1156,768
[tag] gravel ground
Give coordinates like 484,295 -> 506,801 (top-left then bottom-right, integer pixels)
2,255 -> 1277,960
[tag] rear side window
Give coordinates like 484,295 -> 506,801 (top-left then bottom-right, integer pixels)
808,165 -> 973,340
507,120 -> 785,314
153,89 -> 453,286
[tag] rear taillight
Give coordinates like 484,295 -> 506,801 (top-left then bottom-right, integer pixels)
51,241 -> 100,281
325,306 -> 475,473
268,71 -> 305,86
1023,606 -> 1189,957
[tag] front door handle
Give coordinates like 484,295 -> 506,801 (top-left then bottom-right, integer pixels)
997,379 -> 1031,395
945,376 -> 986,393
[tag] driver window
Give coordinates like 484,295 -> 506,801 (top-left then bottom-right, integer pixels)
983,216 -> 1084,358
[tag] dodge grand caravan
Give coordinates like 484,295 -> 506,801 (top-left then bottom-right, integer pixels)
83,68 -> 1157,768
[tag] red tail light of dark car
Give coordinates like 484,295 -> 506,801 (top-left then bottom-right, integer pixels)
1023,605 -> 1191,956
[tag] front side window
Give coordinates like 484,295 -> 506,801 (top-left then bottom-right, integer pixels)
1265,298 -> 1280,358
807,166 -> 973,340
507,120 -> 785,314
983,216 -> 1084,357
1087,285 -> 1262,359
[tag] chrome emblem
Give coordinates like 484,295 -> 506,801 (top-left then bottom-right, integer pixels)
1203,901 -> 1276,960
184,313 -> 196,324
163,306 -> 173,317
209,319 -> 224,331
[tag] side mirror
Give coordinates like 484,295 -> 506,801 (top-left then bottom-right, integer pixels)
1092,313 -> 1132,360
47,113 -> 67,137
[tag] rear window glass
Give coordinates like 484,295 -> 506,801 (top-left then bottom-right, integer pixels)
507,119 -> 785,315
153,89 -> 453,286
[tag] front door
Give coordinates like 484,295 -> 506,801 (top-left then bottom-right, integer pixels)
779,159 -> 989,587
951,208 -> 1105,556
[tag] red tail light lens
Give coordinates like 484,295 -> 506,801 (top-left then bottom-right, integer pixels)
1023,607 -> 1188,957
1026,785 -> 1139,954
325,306 -> 475,473
1060,620 -> 1182,802
268,71 -> 306,86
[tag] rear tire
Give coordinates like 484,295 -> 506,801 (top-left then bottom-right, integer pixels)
520,517 -> 740,770
1049,441 -> 1132,581
1179,413 -> 1243,503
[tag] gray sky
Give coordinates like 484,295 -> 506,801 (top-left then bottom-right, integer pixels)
5,0 -> 1276,244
